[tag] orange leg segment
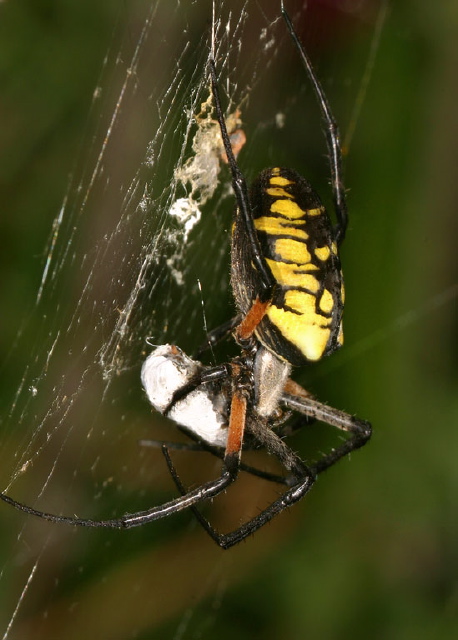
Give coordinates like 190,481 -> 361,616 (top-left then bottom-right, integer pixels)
236,298 -> 269,342
225,391 -> 247,460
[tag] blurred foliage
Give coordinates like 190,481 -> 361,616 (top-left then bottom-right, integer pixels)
0,0 -> 457,639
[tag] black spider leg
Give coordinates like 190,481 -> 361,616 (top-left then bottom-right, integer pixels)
142,360 -> 284,473
164,414 -> 316,549
139,436 -> 289,486
141,381 -> 302,488
194,313 -> 241,359
0,366 -> 250,530
0,451 -> 240,529
281,393 -> 372,474
162,362 -> 229,415
166,389 -> 370,548
271,411 -> 316,439
208,58 -> 274,299
281,1 -> 348,245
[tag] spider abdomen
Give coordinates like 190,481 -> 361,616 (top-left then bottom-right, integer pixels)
232,167 -> 344,366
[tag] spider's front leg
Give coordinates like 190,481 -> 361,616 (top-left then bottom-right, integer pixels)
162,362 -> 230,415
194,314 -> 242,358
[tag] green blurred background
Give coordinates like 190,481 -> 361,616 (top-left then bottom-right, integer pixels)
1,0 -> 457,638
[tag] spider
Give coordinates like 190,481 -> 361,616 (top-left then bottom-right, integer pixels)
0,2 -> 371,549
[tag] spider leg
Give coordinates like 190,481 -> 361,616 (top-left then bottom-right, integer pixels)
0,383 -> 250,529
162,449 -> 223,542
208,471 -> 314,549
165,388 -> 370,548
0,429 -> 248,529
141,437 -> 290,486
272,378 -> 316,437
0,471 -> 235,529
0,383 -> 367,538
281,2 -> 348,245
208,58 -> 274,296
140,438 -> 206,452
235,298 -> 270,343
195,302 -> 270,356
281,392 -> 372,474
166,415 -> 316,549
209,59 -> 276,341
194,314 -> 241,358
272,413 -> 316,439
162,362 -> 229,415
122,382 -> 249,529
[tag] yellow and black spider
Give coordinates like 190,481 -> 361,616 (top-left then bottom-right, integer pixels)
0,3 -> 371,548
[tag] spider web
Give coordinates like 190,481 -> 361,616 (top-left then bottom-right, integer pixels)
0,2 -> 292,636
3,1 -> 444,638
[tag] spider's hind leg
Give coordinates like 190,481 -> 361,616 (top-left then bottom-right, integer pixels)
281,392 -> 372,475
165,416 -> 316,549
142,436 -> 290,485
161,444 -> 229,547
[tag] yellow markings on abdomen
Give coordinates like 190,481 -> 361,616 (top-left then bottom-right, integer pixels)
319,289 -> 334,314
254,216 -> 308,241
267,290 -> 331,361
249,167 -> 342,362
307,207 -> 323,216
269,170 -> 294,187
266,258 -> 319,290
266,187 -> 294,199
270,198 -> 306,220
274,237 -> 312,264
314,245 -> 331,261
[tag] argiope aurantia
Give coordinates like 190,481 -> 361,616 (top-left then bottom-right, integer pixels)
0,2 -> 371,549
